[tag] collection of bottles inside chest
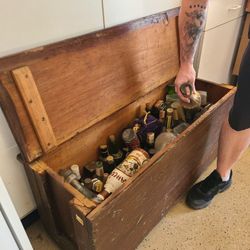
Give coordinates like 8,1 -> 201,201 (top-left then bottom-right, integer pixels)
59,84 -> 211,204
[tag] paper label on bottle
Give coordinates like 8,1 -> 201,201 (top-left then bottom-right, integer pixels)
104,169 -> 130,193
117,150 -> 148,177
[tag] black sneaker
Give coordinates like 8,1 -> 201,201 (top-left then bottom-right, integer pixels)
186,170 -> 232,209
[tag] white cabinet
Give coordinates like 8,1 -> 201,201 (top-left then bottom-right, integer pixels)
0,142 -> 36,218
206,0 -> 245,30
0,177 -> 33,249
198,18 -> 242,83
103,0 -> 181,27
197,0 -> 245,83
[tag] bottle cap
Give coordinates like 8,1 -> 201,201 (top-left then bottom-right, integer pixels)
132,123 -> 141,133
167,108 -> 174,115
92,179 -> 103,193
106,155 -> 114,164
109,135 -> 116,143
147,132 -> 155,144
96,161 -> 104,169
148,148 -> 156,156
100,144 -> 108,151
70,164 -> 81,180
88,161 -> 97,171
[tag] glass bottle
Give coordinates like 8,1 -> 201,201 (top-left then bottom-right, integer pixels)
95,161 -> 104,181
105,155 -> 116,174
108,135 -> 124,165
166,108 -> 174,132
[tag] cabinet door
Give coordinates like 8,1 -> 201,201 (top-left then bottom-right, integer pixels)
198,17 -> 242,84
103,0 -> 181,27
206,0 -> 245,30
0,178 -> 33,250
0,212 -> 19,250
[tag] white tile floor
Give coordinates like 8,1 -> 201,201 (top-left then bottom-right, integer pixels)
26,148 -> 250,250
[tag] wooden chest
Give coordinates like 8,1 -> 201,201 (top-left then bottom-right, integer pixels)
0,8 -> 236,250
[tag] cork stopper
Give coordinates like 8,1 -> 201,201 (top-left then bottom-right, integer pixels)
167,108 -> 174,116
96,161 -> 104,169
100,144 -> 108,151
159,109 -> 166,120
108,135 -> 116,143
147,132 -> 155,144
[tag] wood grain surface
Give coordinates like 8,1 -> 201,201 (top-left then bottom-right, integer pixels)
12,67 -> 57,152
87,85 -> 236,250
0,73 -> 42,162
0,9 -> 179,156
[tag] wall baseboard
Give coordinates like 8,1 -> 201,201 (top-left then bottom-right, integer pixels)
21,209 -> 39,229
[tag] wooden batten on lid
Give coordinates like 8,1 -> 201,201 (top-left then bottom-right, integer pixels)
0,8 -> 180,163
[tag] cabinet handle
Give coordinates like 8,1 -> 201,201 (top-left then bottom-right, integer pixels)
228,5 -> 242,11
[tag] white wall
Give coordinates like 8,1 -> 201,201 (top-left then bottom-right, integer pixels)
0,0 -> 181,218
0,0 -> 104,57
103,0 -> 181,27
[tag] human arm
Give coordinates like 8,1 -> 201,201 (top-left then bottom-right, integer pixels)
175,0 -> 209,102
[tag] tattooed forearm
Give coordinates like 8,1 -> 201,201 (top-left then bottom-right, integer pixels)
179,1 -> 208,64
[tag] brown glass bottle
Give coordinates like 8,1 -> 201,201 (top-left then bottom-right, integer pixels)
159,109 -> 166,123
98,144 -> 109,169
95,161 -> 104,181
83,161 -> 96,178
151,100 -> 164,118
166,108 -> 174,132
108,135 -> 124,165
146,132 -> 155,150
99,145 -> 109,160
105,155 -> 116,174
172,107 -> 181,127
145,102 -> 153,113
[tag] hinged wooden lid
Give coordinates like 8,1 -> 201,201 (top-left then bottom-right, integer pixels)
0,8 -> 180,162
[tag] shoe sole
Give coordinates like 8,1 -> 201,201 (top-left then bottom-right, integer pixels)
186,180 -> 232,210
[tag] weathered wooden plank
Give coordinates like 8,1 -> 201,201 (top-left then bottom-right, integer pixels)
0,72 -> 42,162
12,67 -> 57,152
29,163 -> 75,249
70,198 -> 95,250
34,160 -> 97,210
